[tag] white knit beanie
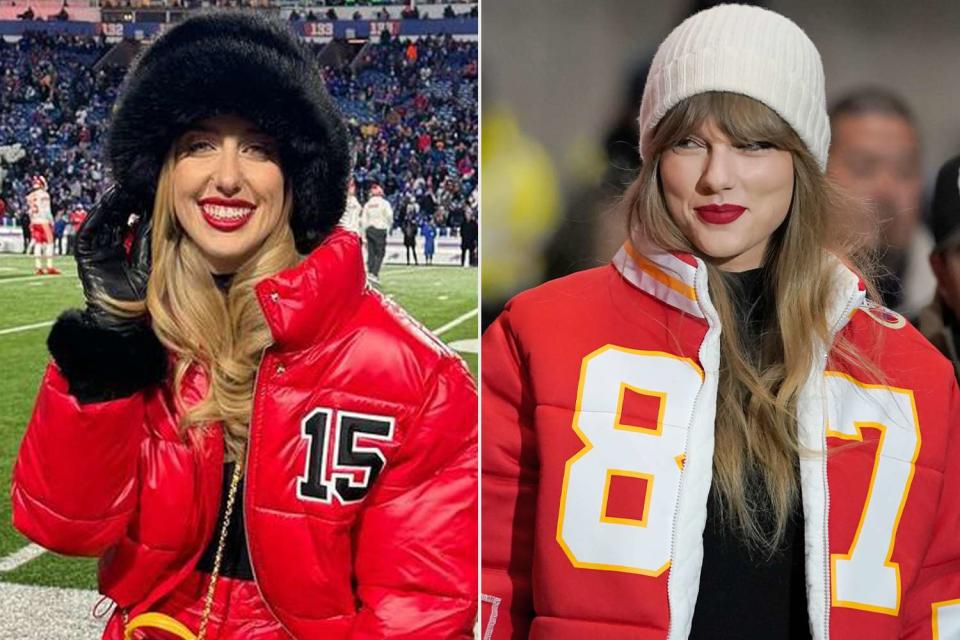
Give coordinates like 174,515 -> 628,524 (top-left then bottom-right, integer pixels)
638,4 -> 829,171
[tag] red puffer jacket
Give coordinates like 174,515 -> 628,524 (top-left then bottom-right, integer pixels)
11,228 -> 478,639
482,239 -> 960,640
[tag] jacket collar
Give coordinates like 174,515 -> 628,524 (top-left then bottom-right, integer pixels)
254,227 -> 367,350
612,236 -> 867,338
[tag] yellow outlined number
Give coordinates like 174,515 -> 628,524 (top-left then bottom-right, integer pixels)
826,372 -> 921,615
556,346 -> 703,575
932,599 -> 960,639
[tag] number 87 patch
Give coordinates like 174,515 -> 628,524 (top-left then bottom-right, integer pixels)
297,408 -> 396,505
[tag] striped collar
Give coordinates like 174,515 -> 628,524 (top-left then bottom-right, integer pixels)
612,237 -> 867,332
612,238 -> 705,320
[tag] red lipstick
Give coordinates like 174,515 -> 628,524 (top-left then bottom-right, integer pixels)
198,197 -> 256,233
694,204 -> 747,225
199,197 -> 256,208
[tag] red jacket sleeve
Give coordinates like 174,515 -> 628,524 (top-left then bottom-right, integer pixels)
351,356 -> 478,639
10,362 -> 145,556
900,376 -> 960,639
481,308 -> 538,639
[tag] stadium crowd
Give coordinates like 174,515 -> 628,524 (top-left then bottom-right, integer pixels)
0,30 -> 477,254
324,34 -> 477,235
0,32 -> 118,250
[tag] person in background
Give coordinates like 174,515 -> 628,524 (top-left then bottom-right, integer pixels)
19,209 -> 30,254
402,214 -> 419,265
459,208 -> 477,267
361,183 -> 393,283
919,154 -> 960,381
422,216 -> 436,265
827,87 -> 936,321
26,175 -> 58,274
341,178 -> 362,237
53,211 -> 67,255
65,203 -> 87,255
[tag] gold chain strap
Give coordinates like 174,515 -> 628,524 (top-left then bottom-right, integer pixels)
123,460 -> 244,640
197,460 -> 244,640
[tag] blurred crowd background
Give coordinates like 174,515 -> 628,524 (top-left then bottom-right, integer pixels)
482,0 -> 960,330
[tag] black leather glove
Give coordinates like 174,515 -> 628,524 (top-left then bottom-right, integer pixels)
47,186 -> 168,403
74,185 -> 152,330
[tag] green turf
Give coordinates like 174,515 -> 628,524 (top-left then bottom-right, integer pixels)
1,553 -> 99,590
0,256 -> 477,589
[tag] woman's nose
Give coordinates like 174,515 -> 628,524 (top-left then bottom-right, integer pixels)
214,149 -> 242,196
698,147 -> 736,194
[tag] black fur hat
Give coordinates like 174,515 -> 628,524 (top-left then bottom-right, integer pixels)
107,10 -> 351,254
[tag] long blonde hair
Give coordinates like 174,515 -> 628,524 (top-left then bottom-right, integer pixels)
119,150 -> 300,463
626,92 -> 878,553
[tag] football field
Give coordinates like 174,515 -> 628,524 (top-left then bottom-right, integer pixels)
0,253 -> 478,638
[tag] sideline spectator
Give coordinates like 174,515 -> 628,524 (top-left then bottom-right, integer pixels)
402,216 -> 418,265
53,211 -> 66,254
422,218 -> 436,265
19,211 -> 30,253
341,179 -> 362,236
459,208 -> 476,267
65,203 -> 86,254
361,183 -> 393,282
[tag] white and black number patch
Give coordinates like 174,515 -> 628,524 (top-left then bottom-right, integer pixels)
297,408 -> 396,505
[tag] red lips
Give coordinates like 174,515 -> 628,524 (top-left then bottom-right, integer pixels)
693,204 -> 747,225
198,197 -> 256,233
199,197 -> 256,208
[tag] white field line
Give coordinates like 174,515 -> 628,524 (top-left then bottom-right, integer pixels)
0,273 -> 72,285
383,266 -> 449,276
0,275 -> 48,285
0,544 -> 45,572
0,253 -> 72,258
0,321 -> 54,336
0,583 -> 106,639
432,308 -> 478,337
382,267 -> 424,276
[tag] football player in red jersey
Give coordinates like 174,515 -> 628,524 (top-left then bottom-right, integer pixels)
482,5 -> 960,640
26,175 -> 59,274
11,12 -> 477,640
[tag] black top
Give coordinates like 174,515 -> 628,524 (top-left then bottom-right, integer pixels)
688,268 -> 811,639
195,272 -> 254,580
212,272 -> 235,291
196,461 -> 254,580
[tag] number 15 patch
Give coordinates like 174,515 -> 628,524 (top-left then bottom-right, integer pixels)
297,408 -> 396,505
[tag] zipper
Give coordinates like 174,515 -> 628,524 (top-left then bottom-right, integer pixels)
665,263 -> 720,640
243,348 -> 296,639
817,283 -> 862,640
665,368 -> 713,640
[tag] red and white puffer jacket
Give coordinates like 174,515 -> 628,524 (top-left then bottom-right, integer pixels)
11,228 -> 478,639
481,238 -> 960,639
